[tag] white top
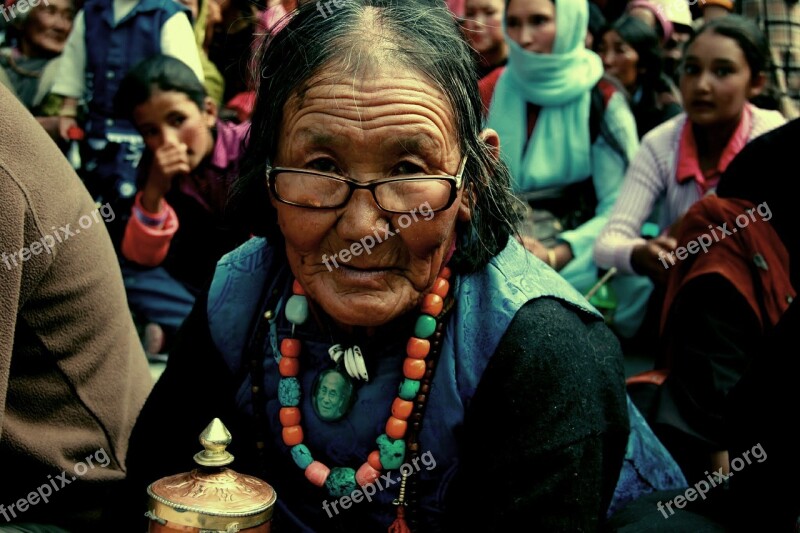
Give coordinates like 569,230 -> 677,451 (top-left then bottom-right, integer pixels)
52,0 -> 204,99
593,105 -> 786,274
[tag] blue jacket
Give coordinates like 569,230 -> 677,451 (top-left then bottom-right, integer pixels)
206,237 -> 685,528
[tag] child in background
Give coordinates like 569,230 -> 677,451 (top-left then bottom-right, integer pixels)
114,55 -> 250,358
52,0 -> 203,246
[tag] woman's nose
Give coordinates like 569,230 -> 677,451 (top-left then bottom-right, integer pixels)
336,189 -> 389,245
519,24 -> 535,47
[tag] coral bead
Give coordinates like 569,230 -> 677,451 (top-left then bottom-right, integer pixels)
421,293 -> 443,317
305,461 -> 330,487
406,337 -> 430,359
391,398 -> 414,420
292,279 -> 306,295
356,462 -> 381,487
403,358 -> 426,380
282,425 -> 304,446
279,356 -> 299,377
367,450 -> 383,471
279,407 -> 301,426
439,266 -> 452,280
430,277 -> 449,298
280,338 -> 301,358
385,416 -> 407,439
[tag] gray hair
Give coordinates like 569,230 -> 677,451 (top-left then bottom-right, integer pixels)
234,0 -> 519,273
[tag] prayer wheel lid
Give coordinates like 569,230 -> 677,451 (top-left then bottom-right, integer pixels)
146,418 -> 276,530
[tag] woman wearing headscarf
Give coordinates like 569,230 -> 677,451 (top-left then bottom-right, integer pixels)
481,0 -> 651,338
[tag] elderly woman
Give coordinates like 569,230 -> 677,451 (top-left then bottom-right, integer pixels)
121,1 -> 633,531
0,0 -> 74,138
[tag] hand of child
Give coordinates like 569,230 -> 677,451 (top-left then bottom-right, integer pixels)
58,117 -> 78,141
141,142 -> 191,212
631,236 -> 678,284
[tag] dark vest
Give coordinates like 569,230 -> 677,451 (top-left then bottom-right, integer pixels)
83,0 -> 187,136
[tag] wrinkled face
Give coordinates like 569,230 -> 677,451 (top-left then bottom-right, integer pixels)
597,30 -> 641,91
680,32 -> 761,127
272,63 -> 469,328
463,0 -> 505,55
132,90 -> 216,171
21,0 -> 74,58
506,0 -> 556,54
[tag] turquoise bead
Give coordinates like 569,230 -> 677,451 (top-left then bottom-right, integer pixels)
414,314 -> 436,338
376,434 -> 405,470
285,295 -> 309,325
278,377 -> 301,406
291,444 -> 313,469
325,467 -> 358,498
398,378 -> 420,401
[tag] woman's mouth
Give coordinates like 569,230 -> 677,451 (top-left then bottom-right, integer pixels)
691,100 -> 715,109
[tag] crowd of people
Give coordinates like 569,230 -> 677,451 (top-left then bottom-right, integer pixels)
0,0 -> 797,530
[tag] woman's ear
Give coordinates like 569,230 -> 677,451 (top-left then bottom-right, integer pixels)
204,97 -> 218,127
748,71 -> 767,99
457,129 -> 501,223
479,128 -> 501,160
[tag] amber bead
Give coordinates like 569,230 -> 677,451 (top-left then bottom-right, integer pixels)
403,358 -> 426,380
406,337 -> 430,359
282,425 -> 304,446
280,407 -> 301,426
386,416 -> 408,439
430,277 -> 449,298
391,398 -> 414,420
281,338 -> 301,357
279,356 -> 300,377
420,293 -> 443,317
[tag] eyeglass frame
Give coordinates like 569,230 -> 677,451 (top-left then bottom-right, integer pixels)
265,155 -> 468,214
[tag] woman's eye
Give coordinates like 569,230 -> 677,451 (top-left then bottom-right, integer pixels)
532,15 -> 549,25
307,159 -> 340,174
683,64 -> 699,75
714,67 -> 733,77
507,17 -> 520,28
394,162 -> 425,176
168,115 -> 186,127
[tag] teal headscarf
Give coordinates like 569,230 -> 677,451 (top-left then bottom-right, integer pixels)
487,0 -> 603,192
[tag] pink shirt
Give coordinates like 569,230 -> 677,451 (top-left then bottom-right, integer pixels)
675,104 -> 752,196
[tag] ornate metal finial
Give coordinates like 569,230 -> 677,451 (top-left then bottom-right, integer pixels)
193,418 -> 235,467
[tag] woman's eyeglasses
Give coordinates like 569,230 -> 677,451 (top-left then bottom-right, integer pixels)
266,156 -> 467,214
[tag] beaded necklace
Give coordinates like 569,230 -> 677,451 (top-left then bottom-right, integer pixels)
276,268 -> 452,531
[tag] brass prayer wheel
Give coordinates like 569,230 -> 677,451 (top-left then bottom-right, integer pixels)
146,418 -> 277,532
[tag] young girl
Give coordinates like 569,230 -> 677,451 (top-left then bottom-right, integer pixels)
596,15 -> 682,139
114,54 -> 251,356
594,16 -> 785,304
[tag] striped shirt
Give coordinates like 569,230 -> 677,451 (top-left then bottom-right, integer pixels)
593,104 -> 786,274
